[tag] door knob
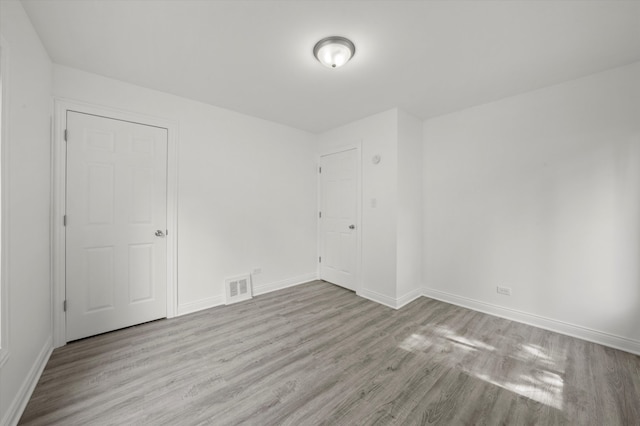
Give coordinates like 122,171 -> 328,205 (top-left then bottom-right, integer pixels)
155,230 -> 165,237
349,224 -> 356,230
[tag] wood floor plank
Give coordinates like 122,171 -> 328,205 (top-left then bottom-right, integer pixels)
19,280 -> 640,425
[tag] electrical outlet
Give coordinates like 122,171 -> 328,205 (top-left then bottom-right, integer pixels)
496,286 -> 512,296
252,268 -> 262,275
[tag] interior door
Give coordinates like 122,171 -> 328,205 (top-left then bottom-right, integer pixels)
320,148 -> 358,291
65,111 -> 168,341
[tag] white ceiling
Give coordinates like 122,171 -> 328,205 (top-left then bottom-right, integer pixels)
21,0 -> 640,133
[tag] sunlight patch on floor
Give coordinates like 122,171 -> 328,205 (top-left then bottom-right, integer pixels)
473,370 -> 564,410
399,326 -> 496,354
398,325 -> 565,410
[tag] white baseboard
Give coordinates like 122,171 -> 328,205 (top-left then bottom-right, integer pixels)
358,287 -> 423,310
422,286 -> 640,356
2,336 -> 53,426
253,272 -> 318,296
396,287 -> 424,309
357,288 -> 397,309
177,295 -> 225,316
176,272 -> 318,316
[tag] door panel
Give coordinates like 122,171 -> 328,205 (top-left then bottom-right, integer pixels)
86,247 -> 114,311
66,111 -> 168,341
128,243 -> 154,303
320,149 -> 358,290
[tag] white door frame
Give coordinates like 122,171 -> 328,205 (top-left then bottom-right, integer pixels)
317,143 -> 363,294
52,98 -> 179,348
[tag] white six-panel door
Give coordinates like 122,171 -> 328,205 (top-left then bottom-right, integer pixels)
66,111 -> 168,341
320,149 -> 358,291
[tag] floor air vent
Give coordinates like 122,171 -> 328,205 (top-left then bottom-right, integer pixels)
225,274 -> 253,305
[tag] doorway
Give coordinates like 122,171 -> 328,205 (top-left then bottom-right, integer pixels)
319,148 -> 359,291
65,111 -> 169,341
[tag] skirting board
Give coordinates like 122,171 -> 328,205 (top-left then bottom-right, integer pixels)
177,295 -> 225,316
358,287 -> 423,310
422,286 -> 640,356
176,272 -> 318,316
357,288 -> 396,309
396,287 -> 424,309
2,336 -> 53,426
253,272 -> 318,296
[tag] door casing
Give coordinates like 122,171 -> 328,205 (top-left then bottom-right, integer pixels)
52,98 -> 179,348
317,143 -> 363,295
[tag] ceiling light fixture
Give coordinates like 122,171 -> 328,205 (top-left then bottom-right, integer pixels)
313,36 -> 355,69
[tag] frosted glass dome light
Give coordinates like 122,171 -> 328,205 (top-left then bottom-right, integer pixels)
313,36 -> 355,69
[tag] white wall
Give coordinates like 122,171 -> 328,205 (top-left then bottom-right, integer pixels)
53,65 -> 318,313
0,0 -> 53,423
319,109 -> 398,302
423,62 -> 640,348
397,110 -> 423,301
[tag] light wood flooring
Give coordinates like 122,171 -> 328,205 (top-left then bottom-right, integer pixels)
20,281 -> 640,425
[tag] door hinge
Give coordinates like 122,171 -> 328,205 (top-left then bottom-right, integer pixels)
63,215 -> 67,226
166,229 -> 169,236
319,211 -> 322,218
63,300 -> 67,312
319,256 -> 322,263
64,129 -> 68,142
319,166 -> 322,174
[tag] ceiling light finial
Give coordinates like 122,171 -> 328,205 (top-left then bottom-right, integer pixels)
313,36 -> 355,69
